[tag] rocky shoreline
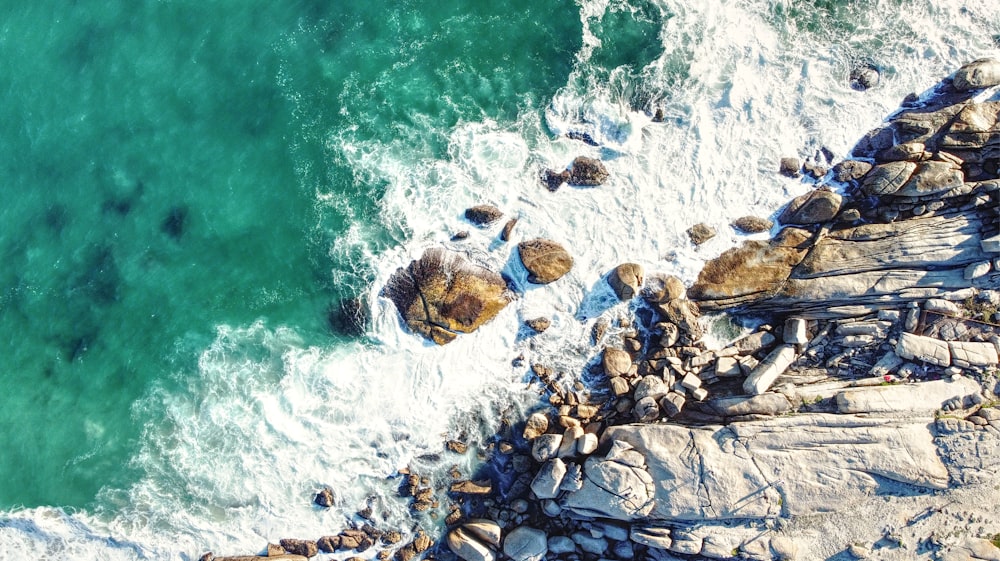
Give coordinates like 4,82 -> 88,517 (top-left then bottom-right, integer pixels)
203,60 -> 1000,561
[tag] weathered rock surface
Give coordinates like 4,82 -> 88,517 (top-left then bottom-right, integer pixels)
608,263 -> 644,301
952,58 -> 1000,91
382,248 -> 514,344
778,189 -> 842,225
731,215 -> 774,234
517,239 -> 573,284
587,414 -> 950,523
503,527 -> 547,561
567,156 -> 609,186
465,205 -> 503,226
561,441 -> 655,520
834,377 -> 981,414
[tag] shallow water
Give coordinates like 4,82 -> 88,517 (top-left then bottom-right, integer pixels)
0,0 -> 997,558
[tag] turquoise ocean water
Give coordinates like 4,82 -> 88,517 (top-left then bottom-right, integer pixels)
0,0 -> 997,558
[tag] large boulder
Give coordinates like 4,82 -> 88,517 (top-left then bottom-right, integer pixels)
503,527 -> 548,561
608,263 -> 644,300
952,58 -> 1000,91
518,239 -> 573,284
465,205 -> 504,226
382,248 -> 514,344
778,189 -> 842,225
567,156 -> 609,186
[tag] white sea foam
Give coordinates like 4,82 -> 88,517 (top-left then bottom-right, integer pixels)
2,1 -> 998,559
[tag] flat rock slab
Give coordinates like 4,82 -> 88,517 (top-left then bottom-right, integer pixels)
590,414 -> 949,523
835,377 -> 981,414
896,332 -> 952,366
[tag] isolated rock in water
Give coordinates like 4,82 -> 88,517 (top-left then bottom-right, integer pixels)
465,205 -> 503,226
850,64 -> 880,91
313,487 -> 336,508
541,169 -> 571,191
591,413 -> 949,522
525,317 -> 551,333
952,58 -> 1000,91
518,239 -> 573,284
731,216 -> 773,234
687,223 -> 716,245
778,189 -> 842,225
779,157 -> 801,177
608,263 -> 644,300
382,248 -> 513,345
567,156 -> 609,186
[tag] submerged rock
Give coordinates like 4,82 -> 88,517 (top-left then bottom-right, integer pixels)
382,248 -> 514,344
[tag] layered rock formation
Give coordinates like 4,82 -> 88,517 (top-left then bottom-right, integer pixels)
690,58 -> 1000,317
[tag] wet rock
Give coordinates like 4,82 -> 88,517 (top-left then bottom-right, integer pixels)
382,248 -> 514,345
642,273 -> 686,303
313,487 -> 336,508
779,157 -> 801,178
501,218 -> 518,241
952,58 -> 1000,91
850,64 -> 880,91
608,263 -> 644,300
832,160 -> 873,183
687,223 -> 717,245
317,536 -> 341,553
525,317 -> 551,333
531,434 -> 562,463
465,205 -> 504,226
567,156 -> 609,186
518,239 -> 573,284
541,169 -> 571,192
731,216 -> 774,234
778,189 -> 843,225
279,539 -> 318,557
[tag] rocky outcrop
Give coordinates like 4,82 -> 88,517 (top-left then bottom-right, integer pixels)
382,248 -> 514,344
690,58 -> 1000,316
517,239 -> 573,284
588,414 -> 950,522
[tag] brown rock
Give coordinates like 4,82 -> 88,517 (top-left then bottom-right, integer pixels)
779,157 -> 801,177
523,412 -> 549,440
608,263 -> 644,300
731,216 -> 773,234
447,440 -> 469,454
450,479 -> 492,494
313,487 -> 335,508
518,239 -> 573,284
603,347 -> 632,377
465,205 -> 503,226
413,531 -> 434,553
268,543 -> 286,556
687,227 -> 812,309
687,223 -> 717,245
642,273 -> 686,303
568,156 -> 610,186
317,536 -> 341,553
541,169 -> 571,191
395,546 -> 417,561
382,248 -> 514,345
525,317 -> 551,333
952,58 -> 1000,91
383,532 -> 403,545
832,159 -> 873,182
280,539 -> 318,558
501,218 -> 518,241
778,189 -> 843,225
860,161 -> 917,196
